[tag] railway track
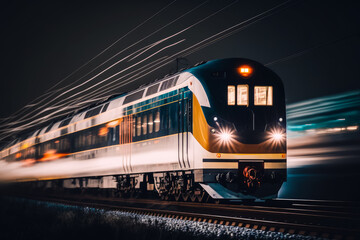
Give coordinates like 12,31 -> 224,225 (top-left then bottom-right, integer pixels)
8,192 -> 359,240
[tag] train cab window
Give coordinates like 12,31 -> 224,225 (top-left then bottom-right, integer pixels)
148,113 -> 153,134
142,115 -> 147,135
154,111 -> 160,132
237,85 -> 248,106
227,86 -> 235,105
254,86 -> 273,106
136,117 -> 141,136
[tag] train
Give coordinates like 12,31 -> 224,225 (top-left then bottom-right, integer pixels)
0,58 -> 287,202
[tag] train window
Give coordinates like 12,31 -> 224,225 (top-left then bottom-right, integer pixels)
227,86 -> 235,105
148,113 -> 153,134
154,111 -> 160,132
237,85 -> 248,106
142,115 -> 147,135
85,106 -> 102,119
146,84 -> 160,96
137,117 -> 141,136
101,103 -> 110,113
124,90 -> 145,104
160,76 -> 178,91
254,86 -> 273,106
45,123 -> 55,133
59,118 -> 72,128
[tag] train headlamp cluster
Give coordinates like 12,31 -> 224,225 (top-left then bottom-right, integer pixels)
212,125 -> 237,148
269,129 -> 285,144
219,132 -> 232,142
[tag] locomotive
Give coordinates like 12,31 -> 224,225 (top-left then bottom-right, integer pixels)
0,58 -> 287,201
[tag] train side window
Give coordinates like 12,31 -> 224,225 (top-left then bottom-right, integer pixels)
237,85 -> 248,106
227,86 -> 235,105
142,115 -> 147,135
254,86 -> 273,106
148,113 -> 153,134
137,117 -> 141,136
154,111 -> 160,132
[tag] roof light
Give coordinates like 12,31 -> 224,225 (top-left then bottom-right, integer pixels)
237,65 -> 253,77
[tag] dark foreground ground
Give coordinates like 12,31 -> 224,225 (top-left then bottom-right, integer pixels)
0,196 -> 200,240
0,196 -> 319,240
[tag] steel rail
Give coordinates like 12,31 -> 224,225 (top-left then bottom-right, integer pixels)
10,193 -> 359,240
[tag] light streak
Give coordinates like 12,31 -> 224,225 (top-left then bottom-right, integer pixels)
0,0 -> 179,124
1,39 -> 185,128
0,0 -> 238,130
0,0 -> 207,126
0,0 -> 296,144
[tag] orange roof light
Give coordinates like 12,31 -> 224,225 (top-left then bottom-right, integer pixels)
237,65 -> 253,78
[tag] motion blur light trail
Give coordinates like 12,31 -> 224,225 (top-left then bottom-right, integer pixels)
279,90 -> 360,200
287,90 -> 360,137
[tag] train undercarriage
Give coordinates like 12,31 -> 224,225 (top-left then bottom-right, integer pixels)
16,165 -> 285,202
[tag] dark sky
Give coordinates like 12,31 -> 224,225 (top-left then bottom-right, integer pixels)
0,0 -> 359,134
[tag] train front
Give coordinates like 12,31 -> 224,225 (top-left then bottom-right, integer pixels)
188,58 -> 287,200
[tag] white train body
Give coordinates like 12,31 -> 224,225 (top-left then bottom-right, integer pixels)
0,59 -> 287,200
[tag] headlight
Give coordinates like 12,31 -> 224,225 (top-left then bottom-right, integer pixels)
269,129 -> 285,143
220,132 -> 232,142
213,126 -> 236,147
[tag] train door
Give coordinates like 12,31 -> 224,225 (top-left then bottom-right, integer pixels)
178,92 -> 192,169
119,115 -> 132,173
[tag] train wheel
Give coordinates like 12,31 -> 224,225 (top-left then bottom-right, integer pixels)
197,191 -> 208,203
174,192 -> 182,201
182,192 -> 190,202
190,191 -> 197,202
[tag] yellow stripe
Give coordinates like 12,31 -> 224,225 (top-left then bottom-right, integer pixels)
221,153 -> 286,159
203,162 -> 238,169
192,94 -> 210,150
204,161 -> 286,169
264,162 -> 286,169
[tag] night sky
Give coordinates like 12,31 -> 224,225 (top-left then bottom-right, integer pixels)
0,0 -> 359,141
